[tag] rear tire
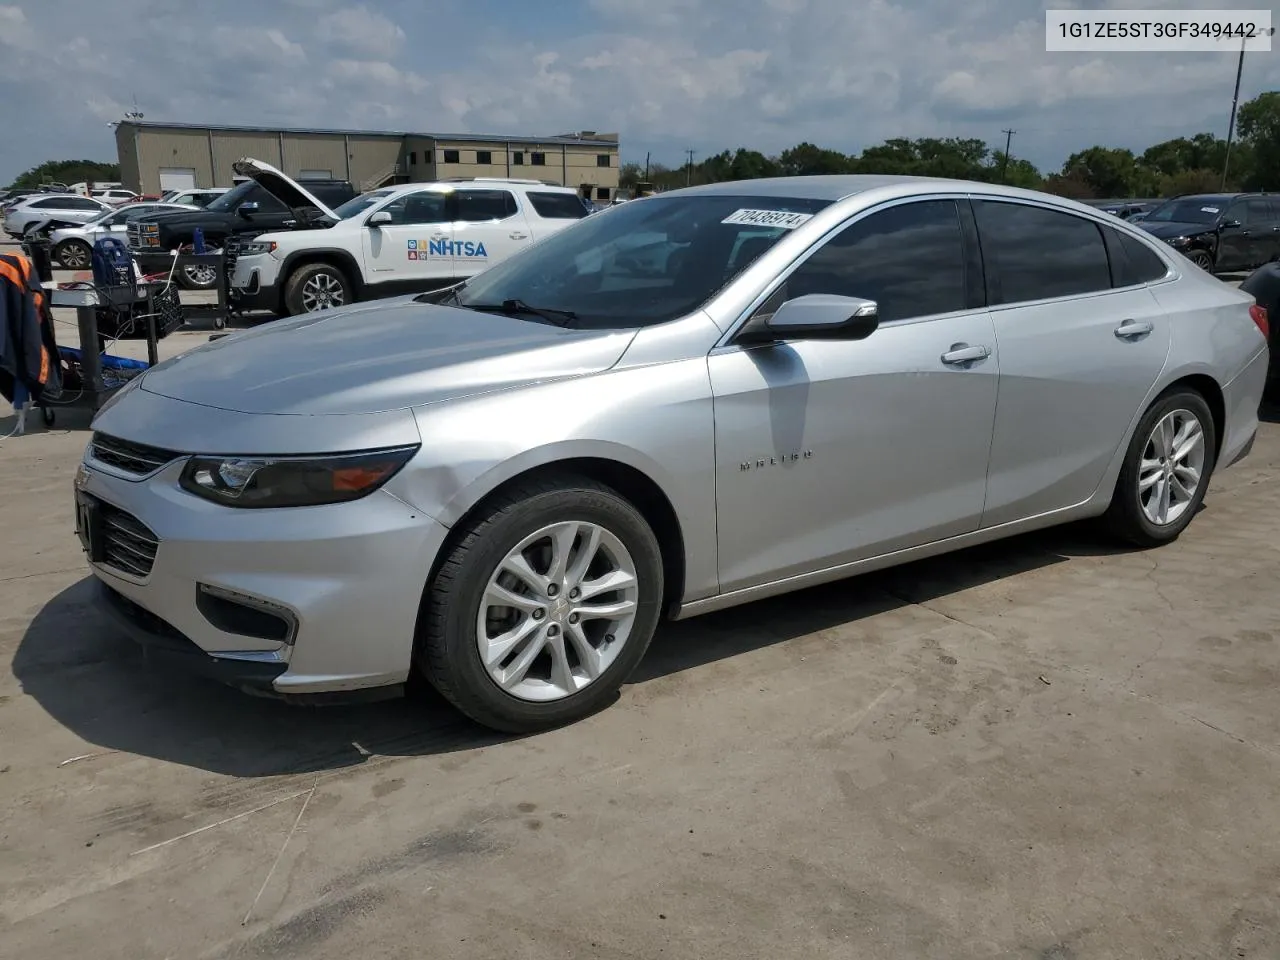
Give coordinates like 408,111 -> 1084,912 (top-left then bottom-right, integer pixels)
416,475 -> 664,733
283,262 -> 351,315
1104,387 -> 1216,547
179,262 -> 219,290
53,239 -> 91,270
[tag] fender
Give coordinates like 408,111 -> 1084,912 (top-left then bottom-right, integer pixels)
279,247 -> 365,295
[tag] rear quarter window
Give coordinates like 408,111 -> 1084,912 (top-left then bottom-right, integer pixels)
526,191 -> 590,220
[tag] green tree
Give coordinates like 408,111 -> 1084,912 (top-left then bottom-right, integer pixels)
1158,168 -> 1224,196
776,142 -> 855,176
1060,146 -> 1157,197
1041,170 -> 1097,199
10,159 -> 120,189
699,148 -> 780,183
1237,91 -> 1280,189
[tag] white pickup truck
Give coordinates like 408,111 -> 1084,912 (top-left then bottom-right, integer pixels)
229,166 -> 594,316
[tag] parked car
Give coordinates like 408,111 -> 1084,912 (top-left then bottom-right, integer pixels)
77,175 -> 1269,733
160,187 -> 229,208
91,188 -> 140,206
1239,261 -> 1280,386
231,174 -> 592,316
3,192 -> 112,238
1135,193 -> 1280,273
49,202 -> 199,269
127,164 -> 356,289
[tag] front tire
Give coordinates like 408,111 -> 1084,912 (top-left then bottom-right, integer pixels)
1187,249 -> 1215,274
284,262 -> 351,315
416,475 -> 664,733
179,261 -> 219,290
1104,387 -> 1216,547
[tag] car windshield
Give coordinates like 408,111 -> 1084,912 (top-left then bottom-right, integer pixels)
334,190 -> 396,220
204,180 -> 259,212
452,194 -> 833,329
1141,199 -> 1226,224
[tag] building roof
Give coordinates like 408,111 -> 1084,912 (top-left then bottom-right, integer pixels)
117,120 -> 619,147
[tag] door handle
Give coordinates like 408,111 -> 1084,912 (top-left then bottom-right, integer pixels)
940,343 -> 990,365
509,231 -> 528,240
1114,319 -> 1153,340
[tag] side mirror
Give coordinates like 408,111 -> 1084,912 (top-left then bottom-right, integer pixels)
738,294 -> 880,344
238,201 -> 260,218
368,211 -> 392,226
1221,218 -> 1242,230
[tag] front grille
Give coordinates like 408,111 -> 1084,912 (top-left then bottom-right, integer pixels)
126,222 -> 160,249
90,433 -> 180,476
100,502 -> 159,578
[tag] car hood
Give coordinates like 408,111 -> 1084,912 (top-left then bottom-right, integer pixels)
1138,220 -> 1215,239
233,157 -> 341,222
138,298 -> 638,415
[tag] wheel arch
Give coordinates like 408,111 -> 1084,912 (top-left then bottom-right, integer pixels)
1163,372 -> 1226,460
280,248 -> 365,300
424,453 -> 689,618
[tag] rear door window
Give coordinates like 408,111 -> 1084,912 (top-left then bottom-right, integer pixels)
456,189 -> 518,222
974,200 -> 1111,304
526,191 -> 590,220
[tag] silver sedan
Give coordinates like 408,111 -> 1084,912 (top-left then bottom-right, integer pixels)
76,175 -> 1270,732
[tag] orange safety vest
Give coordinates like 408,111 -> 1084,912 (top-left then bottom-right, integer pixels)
0,252 -> 60,402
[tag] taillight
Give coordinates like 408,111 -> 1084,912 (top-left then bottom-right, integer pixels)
1250,304 -> 1269,341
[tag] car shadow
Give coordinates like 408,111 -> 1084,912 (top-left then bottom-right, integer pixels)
1260,395 -> 1280,424
13,521 -> 1138,778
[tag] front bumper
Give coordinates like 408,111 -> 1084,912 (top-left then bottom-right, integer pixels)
78,450 -> 451,698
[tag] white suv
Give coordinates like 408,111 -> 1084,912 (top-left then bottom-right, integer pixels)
230,178 -> 593,315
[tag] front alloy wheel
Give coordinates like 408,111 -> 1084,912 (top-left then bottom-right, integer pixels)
478,521 -> 639,701
1188,250 -> 1214,273
417,475 -> 663,732
300,271 -> 346,312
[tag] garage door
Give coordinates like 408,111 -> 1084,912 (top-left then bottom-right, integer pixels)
158,168 -> 196,191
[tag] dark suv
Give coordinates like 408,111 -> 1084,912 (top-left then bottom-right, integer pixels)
126,167 -> 356,287
1136,193 -> 1280,274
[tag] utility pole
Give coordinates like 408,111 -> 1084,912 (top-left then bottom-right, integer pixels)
999,129 -> 1015,182
686,149 -> 695,186
644,151 -> 650,180
1223,27 -> 1274,189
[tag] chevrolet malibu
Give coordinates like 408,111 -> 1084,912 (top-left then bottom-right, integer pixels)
76,175 -> 1270,733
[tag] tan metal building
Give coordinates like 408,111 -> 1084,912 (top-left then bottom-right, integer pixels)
115,121 -> 621,202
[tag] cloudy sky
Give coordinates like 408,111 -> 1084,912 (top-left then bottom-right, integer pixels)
1,0 -> 1277,183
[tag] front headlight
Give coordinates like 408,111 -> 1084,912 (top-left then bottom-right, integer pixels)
1166,236 -> 1191,246
179,445 -> 419,508
239,240 -> 278,256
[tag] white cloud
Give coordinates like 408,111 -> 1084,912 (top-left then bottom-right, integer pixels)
318,4 -> 406,55
1,0 -> 1279,184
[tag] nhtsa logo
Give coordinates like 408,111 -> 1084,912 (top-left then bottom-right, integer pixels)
407,239 -> 489,259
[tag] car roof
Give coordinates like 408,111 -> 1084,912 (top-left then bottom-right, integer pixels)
661,174 -> 1080,204
358,179 -> 580,200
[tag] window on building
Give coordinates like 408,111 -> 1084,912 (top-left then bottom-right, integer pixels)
531,152 -> 546,166
512,151 -> 525,165
778,200 -> 969,323
476,150 -> 492,164
442,149 -> 460,164
527,191 -> 591,219
456,189 -> 518,221
974,200 -> 1111,304
596,154 -> 611,168
596,187 -> 610,201
409,151 -> 417,165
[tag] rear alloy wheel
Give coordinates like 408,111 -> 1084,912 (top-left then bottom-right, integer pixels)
180,262 -> 219,290
1104,388 -> 1216,547
417,476 -> 663,732
284,263 -> 350,315
54,239 -> 91,269
1188,250 -> 1215,273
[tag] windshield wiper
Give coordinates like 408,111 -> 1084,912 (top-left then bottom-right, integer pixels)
461,298 -> 577,327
